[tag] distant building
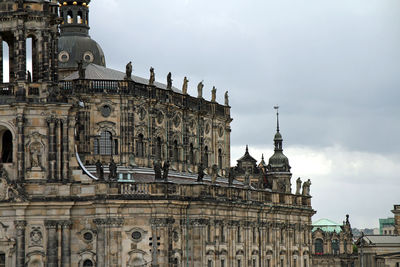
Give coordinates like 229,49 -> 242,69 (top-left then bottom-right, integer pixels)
392,205 -> 400,235
355,235 -> 400,267
311,216 -> 356,267
379,217 -> 395,235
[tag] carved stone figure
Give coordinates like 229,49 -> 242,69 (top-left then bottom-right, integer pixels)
244,170 -> 250,186
30,142 -> 42,169
227,168 -> 234,186
302,179 -> 311,196
154,160 -> 162,180
182,77 -> 189,95
224,91 -> 229,106
211,86 -> 216,102
109,158 -> 117,181
167,72 -> 172,89
77,60 -> 85,79
27,70 -> 32,83
197,163 -> 204,182
95,160 -> 104,180
211,164 -> 218,184
197,81 -> 204,98
149,67 -> 155,85
162,161 -> 170,181
30,227 -> 43,246
126,61 -> 132,80
296,177 -> 302,195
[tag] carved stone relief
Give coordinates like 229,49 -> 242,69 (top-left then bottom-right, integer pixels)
25,132 -> 46,171
29,226 -> 43,247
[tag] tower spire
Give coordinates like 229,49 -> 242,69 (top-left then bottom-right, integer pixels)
274,106 -> 280,133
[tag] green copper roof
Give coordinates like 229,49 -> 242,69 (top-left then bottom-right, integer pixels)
312,218 -> 342,233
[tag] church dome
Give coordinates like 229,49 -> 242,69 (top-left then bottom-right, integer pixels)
58,35 -> 106,70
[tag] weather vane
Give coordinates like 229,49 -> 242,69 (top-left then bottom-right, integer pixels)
274,105 -> 280,132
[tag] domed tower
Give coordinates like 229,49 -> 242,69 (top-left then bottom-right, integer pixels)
266,107 -> 292,193
57,0 -> 106,79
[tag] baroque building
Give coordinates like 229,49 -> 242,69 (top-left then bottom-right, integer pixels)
0,1 -> 315,266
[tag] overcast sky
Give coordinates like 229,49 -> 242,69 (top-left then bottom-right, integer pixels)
73,0 -> 400,228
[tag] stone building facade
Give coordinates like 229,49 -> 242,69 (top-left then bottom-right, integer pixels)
311,216 -> 356,267
0,1 -> 315,266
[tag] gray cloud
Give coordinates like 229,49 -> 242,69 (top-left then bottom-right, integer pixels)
89,0 -> 400,227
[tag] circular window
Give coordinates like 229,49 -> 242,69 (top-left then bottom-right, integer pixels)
83,51 -> 94,63
58,51 -> 70,63
83,232 -> 93,241
101,105 -> 112,117
131,231 -> 142,241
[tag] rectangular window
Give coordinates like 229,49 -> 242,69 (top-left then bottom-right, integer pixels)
252,259 -> 256,267
208,259 -> 213,267
267,259 -> 270,267
253,227 -> 257,243
294,258 -> 297,267
237,226 -> 241,243
304,258 -> 307,267
207,224 -> 211,242
220,225 -> 225,243
237,259 -> 241,267
281,259 -> 284,266
221,259 -> 225,267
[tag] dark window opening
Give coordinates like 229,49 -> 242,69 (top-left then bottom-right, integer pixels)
0,252 -> 5,267
83,259 -> 93,267
173,140 -> 178,162
203,146 -> 208,167
332,239 -> 339,255
218,148 -> 222,169
1,130 -> 12,163
315,238 -> 324,255
136,134 -> 144,157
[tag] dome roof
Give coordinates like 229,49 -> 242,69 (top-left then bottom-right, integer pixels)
267,150 -> 290,172
58,35 -> 106,70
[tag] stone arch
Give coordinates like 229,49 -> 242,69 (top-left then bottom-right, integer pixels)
127,249 -> 148,267
78,250 -> 96,267
0,122 -> 16,164
26,251 -> 45,267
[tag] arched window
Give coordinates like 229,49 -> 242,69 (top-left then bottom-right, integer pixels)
218,148 -> 222,169
136,134 -> 144,157
99,131 -> 112,155
77,11 -> 83,24
2,41 -> 10,83
203,146 -> 208,167
83,259 -> 93,267
315,238 -> 324,255
332,239 -> 339,255
1,130 -> 12,163
155,137 -> 162,160
189,143 -> 194,164
67,10 -> 73,24
173,140 -> 178,162
0,252 -> 5,267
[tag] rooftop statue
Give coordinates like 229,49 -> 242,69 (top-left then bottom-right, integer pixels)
27,70 -> 32,83
224,91 -> 229,106
211,86 -> 217,102
77,60 -> 85,79
296,177 -> 302,195
162,161 -> 170,181
154,160 -> 162,180
182,77 -> 189,95
197,81 -> 204,98
167,72 -> 172,89
96,160 -> 104,181
197,163 -> 204,182
302,179 -> 311,196
109,158 -> 118,181
149,67 -> 155,85
125,61 -> 132,80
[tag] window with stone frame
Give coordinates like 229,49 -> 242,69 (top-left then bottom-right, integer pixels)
82,259 -> 93,267
207,224 -> 211,242
237,226 -> 241,243
208,259 -> 213,267
304,258 -> 307,267
218,148 -> 222,169
189,143 -> 194,164
99,131 -> 112,155
332,239 -> 339,255
0,130 -> 12,163
253,227 -> 257,243
221,259 -> 225,267
220,224 -> 225,243
203,146 -> 209,167
173,140 -> 179,162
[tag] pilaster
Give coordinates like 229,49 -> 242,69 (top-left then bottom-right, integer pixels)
45,220 -> 58,267
15,220 -> 26,267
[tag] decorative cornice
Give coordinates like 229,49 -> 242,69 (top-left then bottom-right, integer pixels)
93,217 -> 124,227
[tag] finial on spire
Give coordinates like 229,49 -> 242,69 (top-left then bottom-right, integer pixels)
274,106 -> 280,132
246,145 -> 249,153
261,154 -> 264,160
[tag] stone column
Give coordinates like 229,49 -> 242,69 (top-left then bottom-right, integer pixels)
45,220 -> 58,267
62,118 -> 69,182
61,221 -> 72,267
42,31 -> 49,82
15,220 -> 26,267
0,35 -> 3,83
93,219 -> 106,267
14,28 -> 26,81
47,117 -> 56,181
55,119 -> 61,181
192,220 -> 204,266
16,114 -> 25,181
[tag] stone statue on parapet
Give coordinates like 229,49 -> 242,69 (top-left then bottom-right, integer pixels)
77,60 -> 85,79
167,72 -> 172,89
197,81 -> 204,98
302,179 -> 311,196
197,163 -> 204,182
125,61 -> 132,80
149,67 -> 155,85
296,177 -> 302,195
109,158 -> 118,181
224,91 -> 229,106
154,160 -> 162,180
96,159 -> 104,180
182,77 -> 189,95
211,164 -> 218,184
244,169 -> 250,187
227,168 -> 234,186
162,161 -> 170,181
26,70 -> 32,83
211,86 -> 217,102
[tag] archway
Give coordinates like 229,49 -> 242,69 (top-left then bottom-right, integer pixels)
0,129 -> 12,163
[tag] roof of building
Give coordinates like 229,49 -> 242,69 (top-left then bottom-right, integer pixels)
312,218 -> 342,233
237,145 -> 257,163
360,235 -> 400,245
63,63 -> 182,93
